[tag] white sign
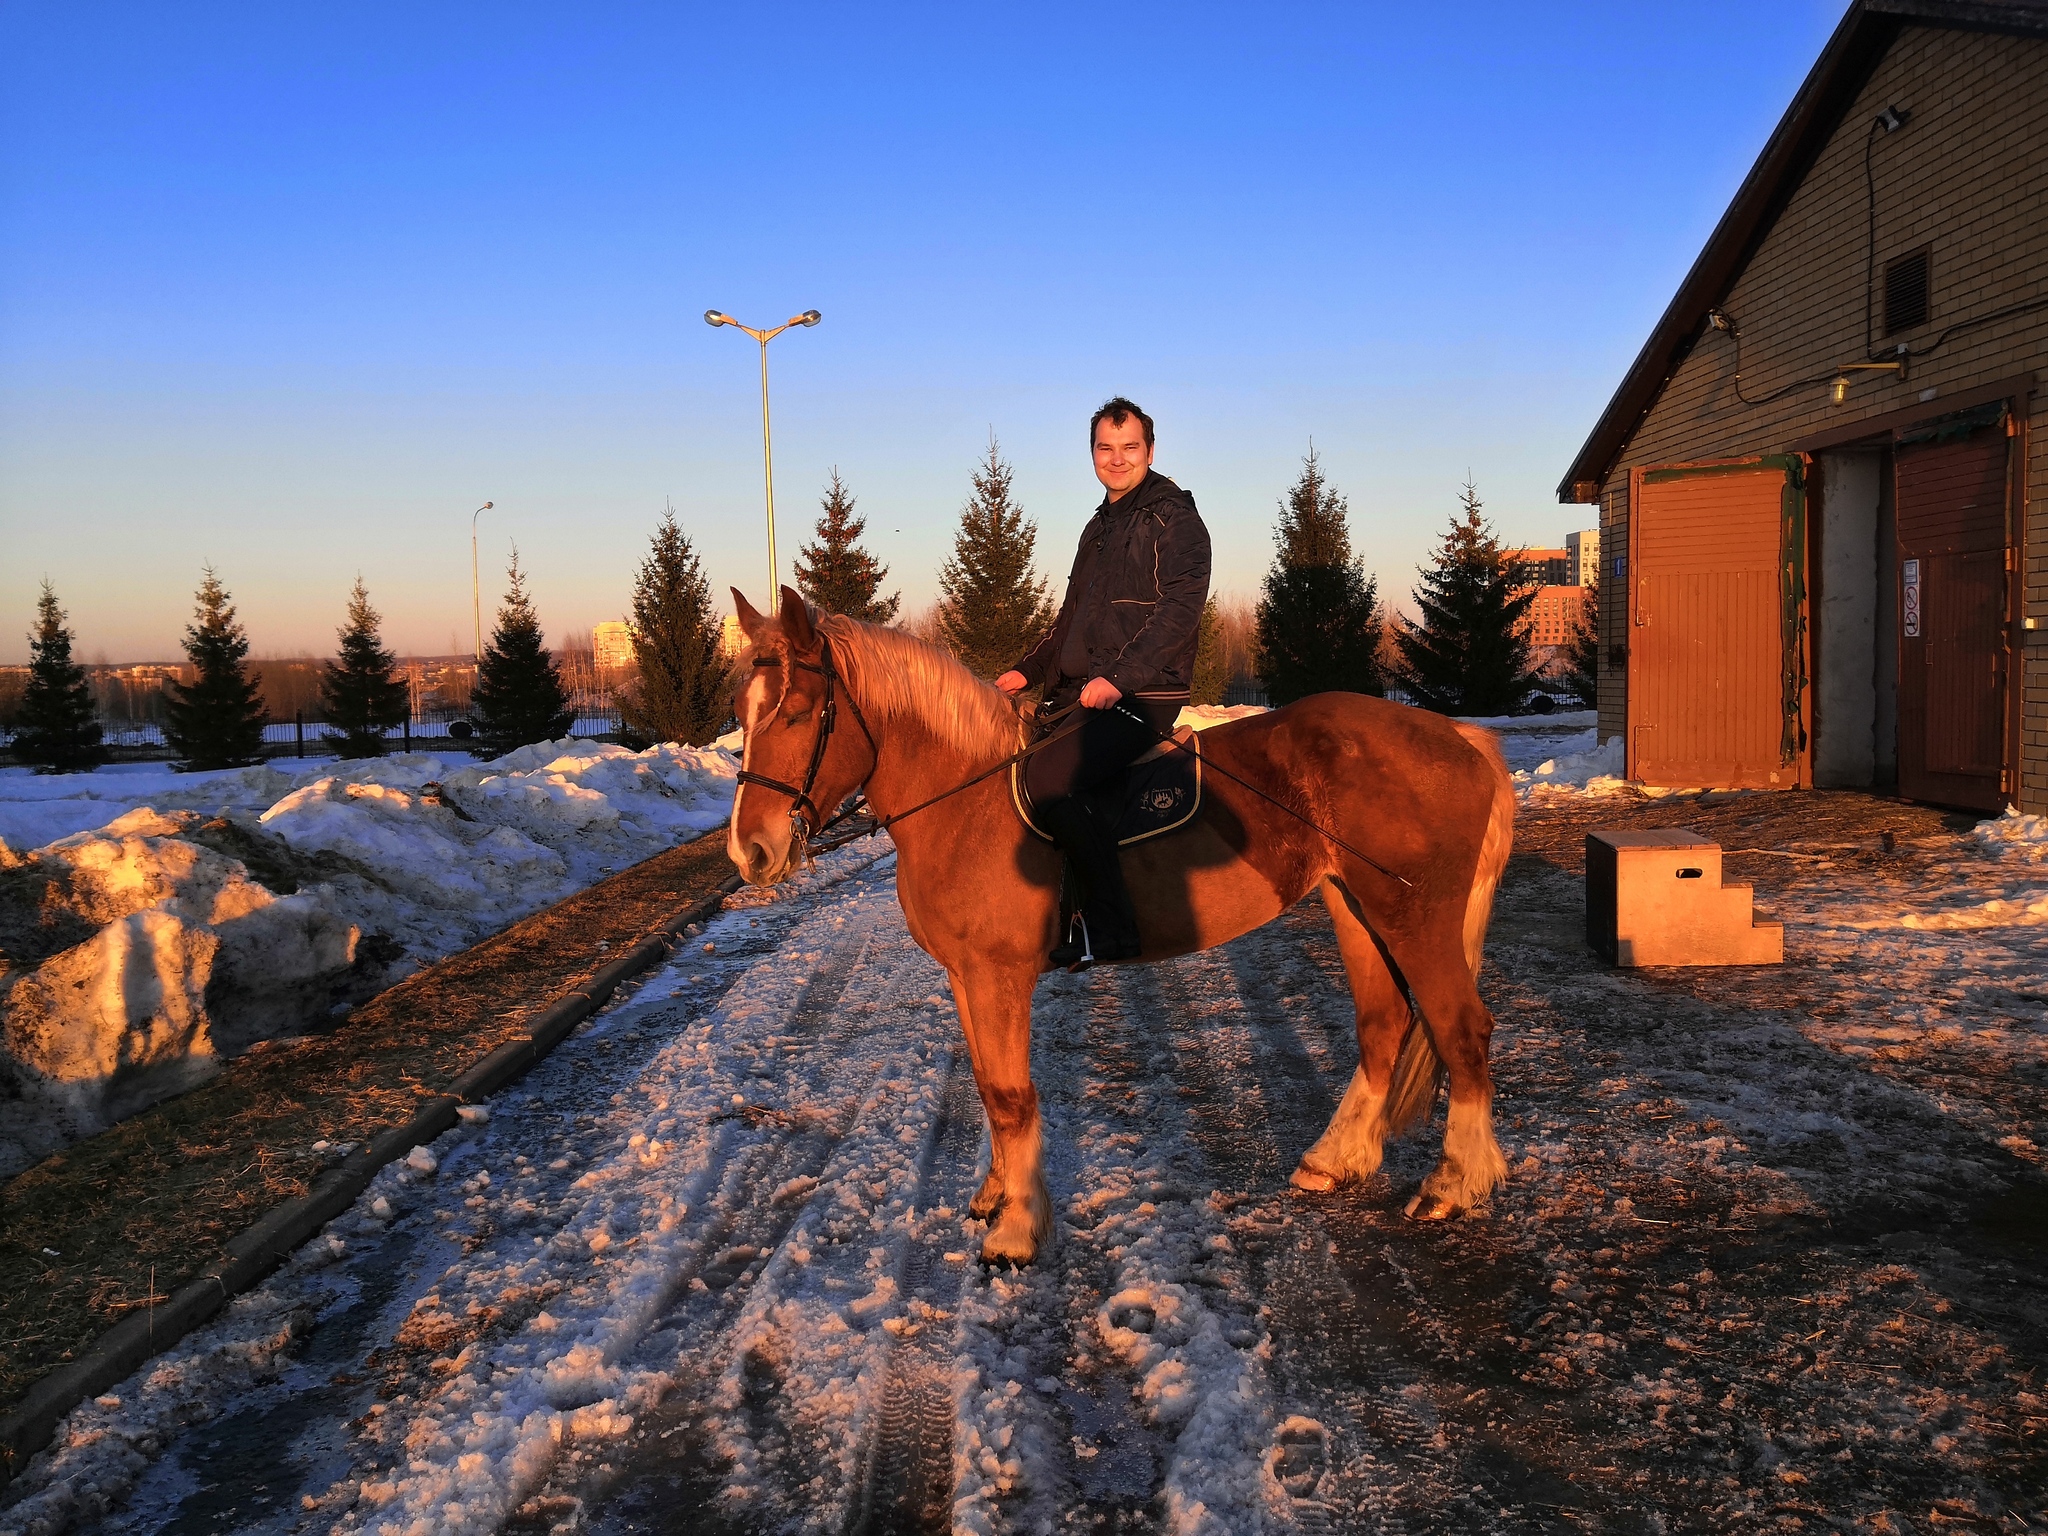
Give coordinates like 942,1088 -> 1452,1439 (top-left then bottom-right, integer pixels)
1902,558 -> 1921,638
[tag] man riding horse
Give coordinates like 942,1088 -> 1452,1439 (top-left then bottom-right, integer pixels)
995,396 -> 1210,970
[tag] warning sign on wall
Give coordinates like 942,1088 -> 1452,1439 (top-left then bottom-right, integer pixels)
1902,558 -> 1921,639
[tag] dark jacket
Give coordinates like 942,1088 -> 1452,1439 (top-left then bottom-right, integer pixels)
1014,471 -> 1212,700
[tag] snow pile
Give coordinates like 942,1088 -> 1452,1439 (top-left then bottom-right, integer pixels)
1512,731 -> 1629,795
1970,806 -> 2048,864
0,760 -> 313,850
0,740 -> 736,1174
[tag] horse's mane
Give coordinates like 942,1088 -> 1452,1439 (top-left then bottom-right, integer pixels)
815,614 -> 1029,759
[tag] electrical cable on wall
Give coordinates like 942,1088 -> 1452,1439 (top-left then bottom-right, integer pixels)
1698,102 -> 2046,409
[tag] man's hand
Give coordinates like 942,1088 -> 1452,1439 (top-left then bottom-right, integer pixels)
994,670 -> 1028,696
1079,676 -> 1122,709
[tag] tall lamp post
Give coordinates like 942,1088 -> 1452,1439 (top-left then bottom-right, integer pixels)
704,309 -> 821,596
470,501 -> 494,661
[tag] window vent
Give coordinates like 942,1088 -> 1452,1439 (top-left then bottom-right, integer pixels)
1885,248 -> 1930,335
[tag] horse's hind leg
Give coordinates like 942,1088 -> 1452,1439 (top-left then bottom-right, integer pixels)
1291,879 -> 1416,1192
946,962 -> 1053,1265
1399,931 -> 1508,1220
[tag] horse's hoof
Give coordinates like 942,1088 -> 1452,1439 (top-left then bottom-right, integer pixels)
1289,1162 -> 1339,1194
967,1175 -> 1003,1221
980,1226 -> 1039,1267
1403,1192 -> 1462,1221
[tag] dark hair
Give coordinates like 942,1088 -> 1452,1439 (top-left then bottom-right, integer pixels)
1090,396 -> 1154,449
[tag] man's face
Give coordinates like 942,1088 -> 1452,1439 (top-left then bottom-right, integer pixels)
1092,415 -> 1153,498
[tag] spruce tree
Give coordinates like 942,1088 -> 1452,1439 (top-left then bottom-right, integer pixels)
1563,578 -> 1600,708
318,577 -> 410,758
792,470 -> 899,623
1393,480 -> 1537,716
1255,448 -> 1383,704
617,511 -> 731,748
1191,597 -> 1229,706
936,437 -> 1056,677
471,550 -> 574,758
12,581 -> 107,772
164,567 -> 269,770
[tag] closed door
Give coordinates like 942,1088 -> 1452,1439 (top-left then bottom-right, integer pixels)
1629,461 -> 1803,789
1896,425 -> 2010,811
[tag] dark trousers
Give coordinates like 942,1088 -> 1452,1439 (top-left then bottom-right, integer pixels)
1024,696 -> 1184,811
1025,694 -> 1183,960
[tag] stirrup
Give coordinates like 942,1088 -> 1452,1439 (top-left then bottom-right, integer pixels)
1050,912 -> 1096,971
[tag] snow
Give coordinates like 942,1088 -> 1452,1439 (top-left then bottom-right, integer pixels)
1510,729 -> 1629,795
0,740 -> 738,1173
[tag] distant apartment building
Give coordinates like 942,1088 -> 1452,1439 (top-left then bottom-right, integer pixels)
720,615 -> 746,659
1507,546 -> 1572,587
1521,585 -> 1590,648
592,621 -> 636,672
1565,527 -> 1600,587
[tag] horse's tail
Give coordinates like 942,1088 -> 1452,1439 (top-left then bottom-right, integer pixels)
1452,724 -> 1516,978
1382,724 -> 1515,1142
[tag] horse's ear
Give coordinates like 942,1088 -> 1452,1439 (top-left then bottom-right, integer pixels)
732,588 -> 768,642
778,585 -> 816,650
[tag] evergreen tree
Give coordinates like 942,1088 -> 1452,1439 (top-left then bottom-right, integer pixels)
471,550 -> 573,758
1393,480 -> 1537,716
1255,448 -> 1383,704
792,470 -> 899,623
1191,597 -> 1229,706
318,577 -> 410,758
936,437 -> 1056,677
164,567 -> 268,770
12,581 -> 107,772
1563,578 -> 1600,707
617,511 -> 731,748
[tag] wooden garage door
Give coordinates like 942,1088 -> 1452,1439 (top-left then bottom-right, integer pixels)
1629,458 -> 1805,789
1896,416 -> 2010,812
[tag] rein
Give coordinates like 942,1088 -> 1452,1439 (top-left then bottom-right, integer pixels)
736,646 -> 1410,889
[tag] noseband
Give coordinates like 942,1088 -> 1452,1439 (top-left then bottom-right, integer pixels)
734,637 -> 878,842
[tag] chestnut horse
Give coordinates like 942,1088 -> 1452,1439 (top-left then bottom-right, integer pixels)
727,588 -> 1513,1265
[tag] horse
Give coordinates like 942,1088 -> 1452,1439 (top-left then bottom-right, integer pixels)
725,587 -> 1514,1265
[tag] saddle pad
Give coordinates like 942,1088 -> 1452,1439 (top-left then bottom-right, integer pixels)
1013,726 -> 1203,847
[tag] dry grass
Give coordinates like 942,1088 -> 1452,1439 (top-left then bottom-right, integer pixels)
0,829 -> 737,1414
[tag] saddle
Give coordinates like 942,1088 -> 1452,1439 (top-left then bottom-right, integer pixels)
1011,725 -> 1204,846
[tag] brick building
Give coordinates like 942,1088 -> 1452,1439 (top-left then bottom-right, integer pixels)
1522,585 -> 1592,649
1559,0 -> 2048,813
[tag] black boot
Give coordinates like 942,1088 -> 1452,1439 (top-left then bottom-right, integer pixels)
1041,797 -> 1142,970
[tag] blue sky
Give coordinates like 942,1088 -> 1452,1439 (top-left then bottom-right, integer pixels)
0,1 -> 1843,663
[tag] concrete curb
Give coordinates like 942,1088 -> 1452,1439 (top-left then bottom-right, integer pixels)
0,871 -> 745,1487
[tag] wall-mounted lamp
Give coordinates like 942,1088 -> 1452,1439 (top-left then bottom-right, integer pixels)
1830,360 -> 1907,405
1875,104 -> 1911,133
1706,308 -> 1738,334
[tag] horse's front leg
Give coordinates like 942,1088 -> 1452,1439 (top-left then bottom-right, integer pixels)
947,962 -> 1051,1265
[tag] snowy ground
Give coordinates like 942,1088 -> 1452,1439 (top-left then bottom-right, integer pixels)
6,782 -> 2043,1536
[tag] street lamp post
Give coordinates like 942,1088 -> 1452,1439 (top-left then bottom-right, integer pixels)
470,501 -> 494,661
704,309 -> 821,596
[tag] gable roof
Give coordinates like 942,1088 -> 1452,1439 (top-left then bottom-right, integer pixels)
1556,0 -> 2048,503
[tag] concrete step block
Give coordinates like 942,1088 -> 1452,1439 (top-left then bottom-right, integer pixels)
1585,828 -> 1784,967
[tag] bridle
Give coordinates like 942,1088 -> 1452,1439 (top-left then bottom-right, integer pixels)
733,637 -> 879,844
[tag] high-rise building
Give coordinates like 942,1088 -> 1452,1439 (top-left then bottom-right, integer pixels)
1566,528 -> 1600,587
1507,546 -> 1571,588
593,621 -> 636,672
1520,585 -> 1592,648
